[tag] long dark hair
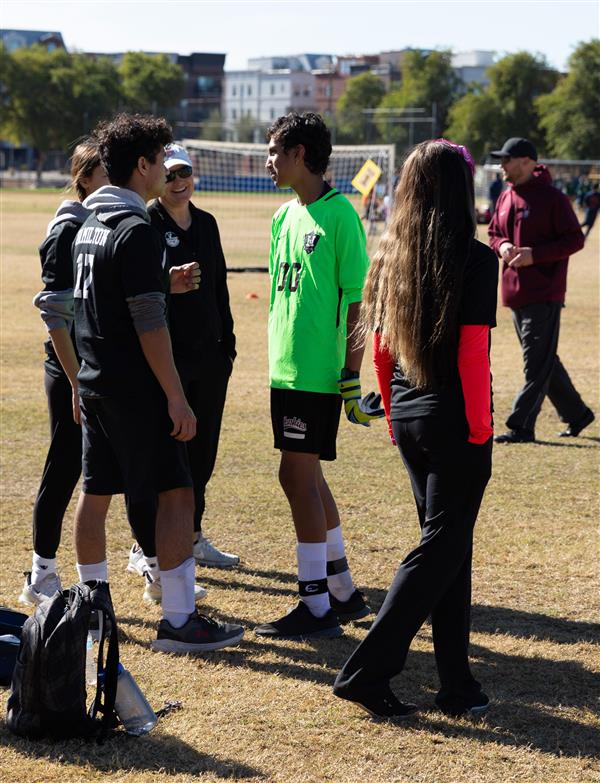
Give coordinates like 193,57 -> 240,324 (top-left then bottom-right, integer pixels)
360,140 -> 476,389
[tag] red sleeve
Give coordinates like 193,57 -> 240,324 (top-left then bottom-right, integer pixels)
373,332 -> 396,444
457,325 -> 493,444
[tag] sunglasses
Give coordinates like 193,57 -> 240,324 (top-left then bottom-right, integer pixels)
165,165 -> 193,183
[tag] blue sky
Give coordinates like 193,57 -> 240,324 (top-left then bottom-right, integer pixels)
2,0 -> 599,71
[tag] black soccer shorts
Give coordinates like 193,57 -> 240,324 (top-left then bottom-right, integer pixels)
80,391 -> 192,500
270,387 -> 342,461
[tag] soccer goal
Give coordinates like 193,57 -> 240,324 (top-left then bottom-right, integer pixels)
181,139 -> 396,269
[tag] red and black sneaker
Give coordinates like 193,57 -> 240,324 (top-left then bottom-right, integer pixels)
152,611 -> 244,653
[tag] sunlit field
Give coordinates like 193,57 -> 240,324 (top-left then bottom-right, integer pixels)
1,189 -> 598,783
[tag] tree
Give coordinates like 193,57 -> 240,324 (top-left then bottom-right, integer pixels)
444,91 -> 502,161
0,45 -> 122,182
52,53 -> 122,136
377,49 -> 461,146
200,108 -> 225,141
536,40 -> 600,159
234,114 -> 258,143
119,52 -> 184,117
445,52 -> 559,159
336,72 -> 386,143
0,44 -> 67,180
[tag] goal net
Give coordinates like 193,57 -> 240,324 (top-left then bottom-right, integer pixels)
181,139 -> 395,269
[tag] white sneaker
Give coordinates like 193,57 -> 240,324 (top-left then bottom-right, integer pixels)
19,570 -> 62,606
193,535 -> 240,569
142,571 -> 208,604
126,543 -> 145,576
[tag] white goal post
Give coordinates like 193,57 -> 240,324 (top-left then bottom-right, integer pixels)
181,139 -> 396,268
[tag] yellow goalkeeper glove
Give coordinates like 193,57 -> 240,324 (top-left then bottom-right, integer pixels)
338,369 -> 385,427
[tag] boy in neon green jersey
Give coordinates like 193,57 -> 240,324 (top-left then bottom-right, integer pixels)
255,112 -> 383,640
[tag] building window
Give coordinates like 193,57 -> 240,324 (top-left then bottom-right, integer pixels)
294,88 -> 300,96
232,109 -> 237,120
303,87 -> 310,96
247,85 -> 252,96
232,85 -> 237,96
197,76 -> 215,93
270,84 -> 275,95
280,84 -> 285,92
270,108 -> 275,119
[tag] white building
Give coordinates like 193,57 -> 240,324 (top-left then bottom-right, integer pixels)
452,51 -> 496,87
223,70 -> 316,139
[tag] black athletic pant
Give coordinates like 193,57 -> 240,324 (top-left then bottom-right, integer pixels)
505,302 -> 587,433
32,371 -> 82,559
334,417 -> 492,700
32,370 -> 160,560
126,347 -> 231,553
179,349 -> 231,533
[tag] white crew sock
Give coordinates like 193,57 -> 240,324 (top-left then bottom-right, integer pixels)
296,542 -> 330,618
160,557 -> 195,629
31,553 -> 57,585
77,560 -> 108,583
326,525 -> 355,602
143,555 -> 160,582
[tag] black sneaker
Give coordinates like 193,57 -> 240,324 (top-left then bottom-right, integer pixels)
560,408 -> 594,437
435,690 -> 490,717
152,611 -> 244,653
494,428 -> 535,444
329,589 -> 372,622
255,601 -> 343,640
334,684 -> 418,720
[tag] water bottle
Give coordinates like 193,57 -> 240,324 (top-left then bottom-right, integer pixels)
85,632 -> 96,686
112,663 -> 157,736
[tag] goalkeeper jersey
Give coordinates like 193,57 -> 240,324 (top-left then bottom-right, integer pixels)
268,187 -> 369,394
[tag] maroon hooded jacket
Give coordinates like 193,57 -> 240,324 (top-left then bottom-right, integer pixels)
488,165 -> 584,309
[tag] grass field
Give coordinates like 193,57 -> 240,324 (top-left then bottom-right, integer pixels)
0,189 -> 599,783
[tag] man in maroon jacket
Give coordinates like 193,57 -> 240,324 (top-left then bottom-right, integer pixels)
488,137 -> 594,443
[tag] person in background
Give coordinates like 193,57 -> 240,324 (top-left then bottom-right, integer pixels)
126,143 -> 240,590
487,137 -> 593,443
580,183 -> 600,240
21,140 -> 108,606
488,173 -> 503,215
334,139 -> 497,719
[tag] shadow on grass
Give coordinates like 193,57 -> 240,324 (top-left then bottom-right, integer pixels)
533,439 -> 598,449
400,639 -> 600,760
0,727 -> 265,779
471,604 -> 600,644
193,614 -> 600,760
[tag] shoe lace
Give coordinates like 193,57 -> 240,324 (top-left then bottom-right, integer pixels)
195,613 -> 220,628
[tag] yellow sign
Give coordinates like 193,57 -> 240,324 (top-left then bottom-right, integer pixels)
351,159 -> 382,196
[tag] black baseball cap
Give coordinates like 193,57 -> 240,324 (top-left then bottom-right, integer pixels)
490,137 -> 538,161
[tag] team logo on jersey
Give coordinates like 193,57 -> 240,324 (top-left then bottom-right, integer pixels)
303,231 -> 321,255
165,231 -> 180,248
283,416 -> 307,440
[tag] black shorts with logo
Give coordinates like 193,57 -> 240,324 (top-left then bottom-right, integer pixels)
80,391 -> 192,501
270,388 -> 342,461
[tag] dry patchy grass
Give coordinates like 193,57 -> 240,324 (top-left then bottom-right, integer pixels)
0,190 -> 599,783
